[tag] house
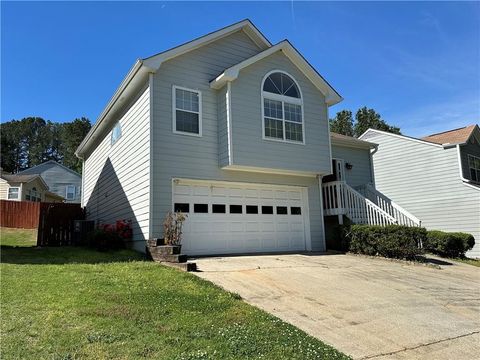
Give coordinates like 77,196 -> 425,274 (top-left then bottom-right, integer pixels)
76,19 -> 418,255
360,125 -> 480,258
19,161 -> 82,203
0,170 -> 64,203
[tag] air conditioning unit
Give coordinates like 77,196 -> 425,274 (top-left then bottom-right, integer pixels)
73,220 -> 95,246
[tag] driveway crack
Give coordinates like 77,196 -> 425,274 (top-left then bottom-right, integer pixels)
358,330 -> 480,359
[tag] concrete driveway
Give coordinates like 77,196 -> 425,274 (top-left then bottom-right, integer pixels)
194,253 -> 480,359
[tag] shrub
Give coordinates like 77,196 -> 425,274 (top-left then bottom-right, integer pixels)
347,225 -> 426,260
86,220 -> 132,251
424,230 -> 475,258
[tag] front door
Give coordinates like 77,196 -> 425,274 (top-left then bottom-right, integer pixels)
323,159 -> 345,182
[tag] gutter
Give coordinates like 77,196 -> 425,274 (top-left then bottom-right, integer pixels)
75,59 -> 147,158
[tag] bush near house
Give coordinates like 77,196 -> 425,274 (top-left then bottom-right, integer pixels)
86,220 -> 132,251
424,230 -> 475,258
346,225 -> 426,260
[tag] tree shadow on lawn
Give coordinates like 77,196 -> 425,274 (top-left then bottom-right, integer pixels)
0,245 -> 146,265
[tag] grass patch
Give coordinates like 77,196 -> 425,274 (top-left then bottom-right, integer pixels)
450,257 -> 480,267
1,231 -> 349,359
1,227 -> 37,247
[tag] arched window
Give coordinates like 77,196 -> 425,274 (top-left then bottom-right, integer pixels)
262,71 -> 303,143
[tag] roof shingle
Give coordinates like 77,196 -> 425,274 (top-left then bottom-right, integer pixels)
421,124 -> 478,145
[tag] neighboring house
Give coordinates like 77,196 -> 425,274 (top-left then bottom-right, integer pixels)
0,171 -> 64,203
360,125 -> 480,258
76,19 -> 417,255
19,161 -> 82,203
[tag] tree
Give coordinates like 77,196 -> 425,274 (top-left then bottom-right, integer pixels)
59,117 -> 91,173
329,110 -> 354,136
0,117 -> 91,174
353,107 -> 401,137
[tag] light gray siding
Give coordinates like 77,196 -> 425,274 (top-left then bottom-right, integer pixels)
460,140 -> 480,180
217,86 -> 229,167
331,144 -> 373,187
150,31 -> 327,251
19,162 -> 82,203
363,131 -> 480,258
83,85 -> 150,251
230,51 -> 331,174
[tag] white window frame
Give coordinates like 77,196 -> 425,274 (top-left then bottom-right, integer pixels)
7,187 -> 19,200
172,85 -> 202,137
468,154 -> 480,182
261,70 -> 305,145
66,185 -> 76,200
111,121 -> 122,145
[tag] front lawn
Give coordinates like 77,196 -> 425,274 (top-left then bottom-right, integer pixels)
1,236 -> 349,359
0,227 -> 37,247
450,257 -> 480,267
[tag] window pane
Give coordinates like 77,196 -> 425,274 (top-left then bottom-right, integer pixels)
212,204 -> 226,213
8,188 -> 19,199
174,203 -> 190,213
291,207 -> 302,215
264,99 -> 283,119
194,204 -> 208,213
176,110 -> 199,134
276,206 -> 288,215
285,122 -> 303,142
284,103 -> 302,123
111,122 -> 122,145
263,73 -> 300,98
176,88 -> 199,112
264,118 -> 283,139
230,205 -> 242,214
471,169 -> 478,182
261,206 -> 273,214
246,205 -> 258,214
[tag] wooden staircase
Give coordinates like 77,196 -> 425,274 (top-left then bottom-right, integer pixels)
322,181 -> 421,227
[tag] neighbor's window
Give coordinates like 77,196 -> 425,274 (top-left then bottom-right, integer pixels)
111,121 -> 122,145
262,71 -> 303,143
468,155 -> 480,182
27,187 -> 41,202
173,86 -> 202,136
66,185 -> 76,200
7,187 -> 19,200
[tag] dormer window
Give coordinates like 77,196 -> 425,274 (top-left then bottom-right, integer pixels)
262,71 -> 304,144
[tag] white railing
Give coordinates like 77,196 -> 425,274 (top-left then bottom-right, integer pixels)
354,183 -> 421,227
322,181 -> 397,226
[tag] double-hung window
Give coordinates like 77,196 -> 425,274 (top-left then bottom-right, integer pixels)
66,185 -> 76,200
468,154 -> 480,182
111,121 -> 122,145
173,86 -> 202,136
262,71 -> 304,144
8,187 -> 19,200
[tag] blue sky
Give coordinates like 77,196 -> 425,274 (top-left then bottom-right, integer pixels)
2,1 -> 479,137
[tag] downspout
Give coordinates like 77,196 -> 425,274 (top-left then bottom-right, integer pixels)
317,174 -> 326,252
369,145 -> 378,187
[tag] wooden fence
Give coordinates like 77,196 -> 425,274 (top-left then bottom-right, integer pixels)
37,203 -> 85,246
0,200 -> 85,246
0,200 -> 41,228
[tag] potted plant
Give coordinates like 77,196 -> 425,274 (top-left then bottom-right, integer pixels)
162,211 -> 187,254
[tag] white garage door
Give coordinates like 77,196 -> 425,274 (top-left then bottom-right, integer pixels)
173,179 -> 308,256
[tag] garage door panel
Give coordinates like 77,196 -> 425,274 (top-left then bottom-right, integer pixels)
174,180 -> 307,255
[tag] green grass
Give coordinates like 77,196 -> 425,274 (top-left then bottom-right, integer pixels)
450,257 -> 480,267
1,227 -> 37,247
1,232 -> 349,360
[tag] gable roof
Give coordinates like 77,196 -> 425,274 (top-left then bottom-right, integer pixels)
76,19 -> 342,157
359,128 -> 445,148
330,132 -> 376,149
210,40 -> 342,106
142,19 -> 270,69
421,124 -> 479,145
1,174 -> 49,189
19,160 -> 81,178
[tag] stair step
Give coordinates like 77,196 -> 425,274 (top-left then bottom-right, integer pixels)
160,261 -> 197,272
